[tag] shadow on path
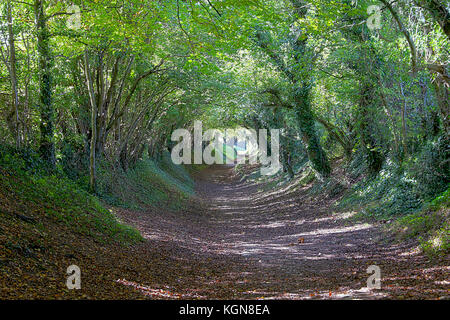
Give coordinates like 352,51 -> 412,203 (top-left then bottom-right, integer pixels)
117,165 -> 449,299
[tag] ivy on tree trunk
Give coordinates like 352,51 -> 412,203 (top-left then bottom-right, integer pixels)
35,0 -> 55,168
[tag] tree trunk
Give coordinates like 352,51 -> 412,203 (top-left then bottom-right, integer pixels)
282,146 -> 294,178
433,80 -> 450,137
423,25 -> 450,136
358,82 -> 384,174
7,0 -> 20,148
314,114 -> 353,160
254,0 -> 331,178
84,51 -> 97,194
341,20 -> 385,174
294,87 -> 331,177
400,83 -> 409,157
120,143 -> 128,171
34,0 -> 55,168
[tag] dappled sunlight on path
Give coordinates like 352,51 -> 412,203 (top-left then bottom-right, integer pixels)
115,165 -> 449,300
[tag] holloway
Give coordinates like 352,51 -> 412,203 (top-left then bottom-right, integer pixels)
179,304 -> 214,317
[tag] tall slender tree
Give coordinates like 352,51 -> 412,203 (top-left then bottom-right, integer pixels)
6,0 -> 20,148
34,0 -> 55,168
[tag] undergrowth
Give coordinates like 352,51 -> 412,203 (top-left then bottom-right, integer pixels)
94,152 -> 194,211
0,146 -> 195,246
336,158 -> 422,218
237,140 -> 449,257
0,145 -> 142,245
392,189 -> 449,258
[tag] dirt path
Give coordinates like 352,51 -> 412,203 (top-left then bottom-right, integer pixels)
117,165 -> 449,299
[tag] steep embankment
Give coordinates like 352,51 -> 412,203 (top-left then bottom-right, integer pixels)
0,150 -> 194,299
